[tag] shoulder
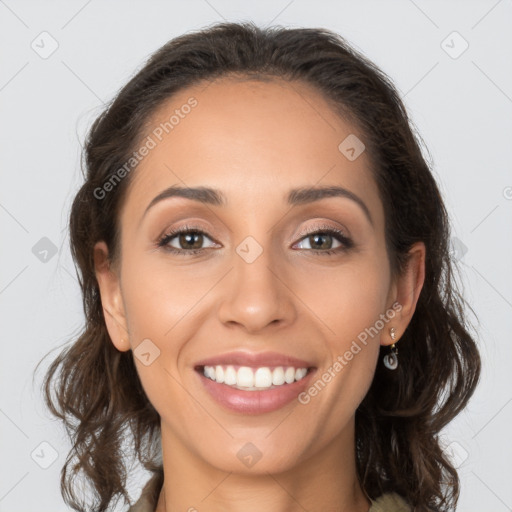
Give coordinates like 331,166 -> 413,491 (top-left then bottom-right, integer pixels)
127,471 -> 163,512
127,488 -> 412,512
368,491 -> 412,512
127,491 -> 154,512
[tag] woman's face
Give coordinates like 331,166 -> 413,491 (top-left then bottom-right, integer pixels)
95,77 -> 422,475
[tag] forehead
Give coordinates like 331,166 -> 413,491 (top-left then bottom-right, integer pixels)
120,76 -> 382,226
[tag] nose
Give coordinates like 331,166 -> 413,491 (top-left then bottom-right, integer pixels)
216,243 -> 297,334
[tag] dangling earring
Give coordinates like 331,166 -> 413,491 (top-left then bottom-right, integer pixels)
383,327 -> 399,370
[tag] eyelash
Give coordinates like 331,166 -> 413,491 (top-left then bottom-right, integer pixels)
156,223 -> 354,256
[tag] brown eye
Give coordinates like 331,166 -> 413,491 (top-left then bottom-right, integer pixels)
177,231 -> 204,250
305,233 -> 336,250
294,226 -> 353,255
157,225 -> 218,255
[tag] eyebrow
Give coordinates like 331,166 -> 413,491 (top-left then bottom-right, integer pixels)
143,185 -> 373,225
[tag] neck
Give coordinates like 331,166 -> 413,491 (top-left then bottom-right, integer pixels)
155,420 -> 371,512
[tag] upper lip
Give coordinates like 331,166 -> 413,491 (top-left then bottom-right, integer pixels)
194,351 -> 315,369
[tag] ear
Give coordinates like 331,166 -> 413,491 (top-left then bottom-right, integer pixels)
383,241 -> 426,346
93,241 -> 131,352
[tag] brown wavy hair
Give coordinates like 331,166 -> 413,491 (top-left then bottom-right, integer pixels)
37,21 -> 481,512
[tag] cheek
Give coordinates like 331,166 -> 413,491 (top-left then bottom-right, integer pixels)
292,255 -> 391,341
120,250 -> 213,341
118,251 -> 221,413
290,256 -> 390,418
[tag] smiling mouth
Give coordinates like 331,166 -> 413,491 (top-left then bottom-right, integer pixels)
195,364 -> 315,391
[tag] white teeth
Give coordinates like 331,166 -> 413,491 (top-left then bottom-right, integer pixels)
224,365 -> 237,385
285,367 -> 295,384
272,367 -> 285,385
295,368 -> 307,380
215,365 -> 224,384
205,366 -> 215,380
254,368 -> 272,388
237,367 -> 254,387
202,364 -> 309,390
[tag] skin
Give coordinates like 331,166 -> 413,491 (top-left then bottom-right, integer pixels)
94,77 -> 425,512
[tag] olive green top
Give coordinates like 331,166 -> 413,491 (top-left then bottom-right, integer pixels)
368,492 -> 412,511
128,485 -> 411,511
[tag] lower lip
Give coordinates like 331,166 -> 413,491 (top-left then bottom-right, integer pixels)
196,368 -> 316,414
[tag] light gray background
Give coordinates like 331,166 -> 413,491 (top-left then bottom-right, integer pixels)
1,1 -> 511,511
